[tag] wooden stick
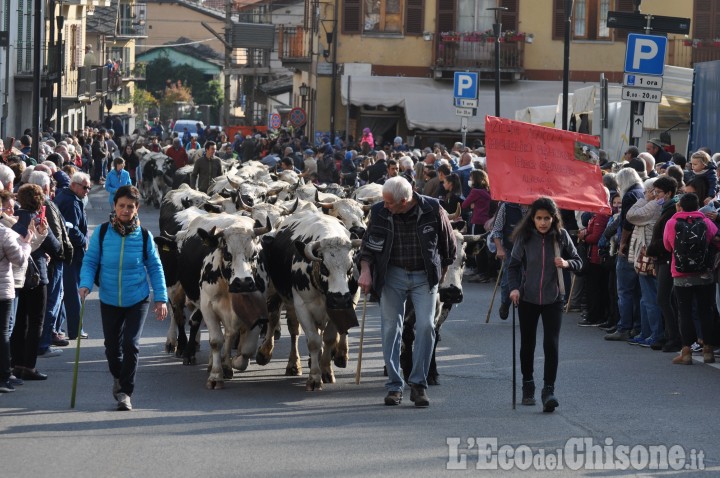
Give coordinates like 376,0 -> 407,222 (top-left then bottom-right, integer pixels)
485,259 -> 504,323
354,294 -> 368,384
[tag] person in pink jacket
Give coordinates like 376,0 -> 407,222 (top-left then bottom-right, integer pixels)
0,203 -> 33,393
663,192 -> 718,365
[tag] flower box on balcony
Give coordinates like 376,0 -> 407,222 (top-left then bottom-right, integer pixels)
441,34 -> 460,43
464,33 -> 482,42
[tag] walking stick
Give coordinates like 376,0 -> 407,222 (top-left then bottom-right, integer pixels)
355,293 -> 368,385
564,274 -> 577,313
485,259 -> 504,323
512,303 -> 517,410
70,299 -> 86,409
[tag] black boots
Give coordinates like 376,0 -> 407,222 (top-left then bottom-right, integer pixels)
521,380 -> 536,406
541,384 -> 559,413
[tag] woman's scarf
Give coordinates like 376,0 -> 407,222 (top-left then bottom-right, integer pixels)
109,211 -> 140,237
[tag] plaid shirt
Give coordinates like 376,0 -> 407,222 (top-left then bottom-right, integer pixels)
389,206 -> 425,271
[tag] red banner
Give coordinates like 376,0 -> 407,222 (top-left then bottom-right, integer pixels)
485,116 -> 611,214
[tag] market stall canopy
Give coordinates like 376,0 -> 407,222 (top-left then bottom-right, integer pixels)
340,75 -> 587,132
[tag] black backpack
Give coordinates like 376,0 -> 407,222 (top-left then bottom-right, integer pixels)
673,216 -> 711,273
94,222 -> 149,286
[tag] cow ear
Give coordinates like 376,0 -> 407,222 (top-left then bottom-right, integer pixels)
451,220 -> 466,231
261,235 -> 275,249
197,227 -> 220,248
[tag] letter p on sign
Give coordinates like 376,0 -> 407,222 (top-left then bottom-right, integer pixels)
624,34 -> 667,76
453,72 -> 478,100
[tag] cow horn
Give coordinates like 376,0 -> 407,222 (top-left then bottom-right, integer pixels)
237,195 -> 253,212
462,234 -> 485,244
304,241 -> 323,262
281,198 -> 299,215
318,202 -> 335,210
162,231 -> 177,241
253,217 -> 272,237
448,203 -> 462,220
361,203 -> 371,213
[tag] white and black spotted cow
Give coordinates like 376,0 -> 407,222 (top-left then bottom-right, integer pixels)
259,211 -> 362,390
171,213 -> 272,389
400,228 -> 484,385
139,151 -> 175,208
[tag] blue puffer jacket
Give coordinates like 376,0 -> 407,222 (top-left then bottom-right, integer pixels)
79,224 -> 168,307
105,168 -> 132,205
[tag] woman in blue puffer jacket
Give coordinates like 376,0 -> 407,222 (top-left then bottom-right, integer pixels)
79,185 -> 167,411
104,157 -> 131,205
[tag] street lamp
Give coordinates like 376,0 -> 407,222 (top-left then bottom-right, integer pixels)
298,82 -> 308,112
487,7 -> 507,118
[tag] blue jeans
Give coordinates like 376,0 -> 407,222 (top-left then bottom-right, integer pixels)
380,266 -> 437,392
616,257 -> 640,332
638,274 -> 664,341
63,252 -> 84,339
100,297 -> 150,396
8,295 -> 18,336
0,300 -> 12,382
38,262 -> 64,353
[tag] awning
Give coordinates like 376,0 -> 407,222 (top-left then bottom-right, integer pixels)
340,75 -> 588,132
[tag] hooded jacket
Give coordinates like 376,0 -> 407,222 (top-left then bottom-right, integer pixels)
508,228 -> 583,305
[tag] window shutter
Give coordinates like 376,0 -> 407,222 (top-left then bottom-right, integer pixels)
694,0 -> 714,39
406,0 -> 424,35
436,0 -> 456,33
552,0 -> 566,41
500,0 -> 518,31
342,0 -> 361,34
614,0 -> 635,41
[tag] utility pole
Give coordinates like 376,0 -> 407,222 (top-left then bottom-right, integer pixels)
328,0 -> 338,142
223,0 -> 232,126
561,0 -> 573,131
31,0 -> 43,159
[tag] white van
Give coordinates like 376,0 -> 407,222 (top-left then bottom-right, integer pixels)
173,120 -> 204,141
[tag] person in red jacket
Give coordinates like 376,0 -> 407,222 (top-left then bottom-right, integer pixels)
165,138 -> 189,171
577,187 -> 612,326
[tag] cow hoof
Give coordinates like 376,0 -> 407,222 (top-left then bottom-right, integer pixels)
232,356 -> 249,372
285,365 -> 302,376
183,356 -> 196,366
321,372 -> 335,384
206,380 -> 224,390
274,329 -> 281,340
305,379 -> 323,391
333,356 -> 347,369
427,375 -> 439,386
222,366 -> 234,379
165,343 -> 175,354
256,350 -> 272,366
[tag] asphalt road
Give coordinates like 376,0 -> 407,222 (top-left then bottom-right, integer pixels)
1,185 -> 718,477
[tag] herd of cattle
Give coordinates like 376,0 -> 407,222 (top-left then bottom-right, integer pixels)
140,149 -> 483,391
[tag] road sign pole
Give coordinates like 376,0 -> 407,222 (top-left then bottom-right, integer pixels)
629,101 -> 645,147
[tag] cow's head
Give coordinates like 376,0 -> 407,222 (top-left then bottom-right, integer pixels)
318,199 -> 367,238
153,235 -> 180,287
197,218 -> 272,293
294,237 -> 363,309
438,229 -> 483,304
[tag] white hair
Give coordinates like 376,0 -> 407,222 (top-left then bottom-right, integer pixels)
376,150 -> 387,161
638,152 -> 655,171
615,167 -> 642,195
382,176 -> 412,202
71,171 -> 91,185
399,157 -> 413,170
28,170 -> 51,189
0,164 -> 15,186
642,177 -> 657,192
20,165 -> 35,185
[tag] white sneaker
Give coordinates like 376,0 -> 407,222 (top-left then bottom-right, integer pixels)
117,393 -> 132,411
38,347 -> 63,358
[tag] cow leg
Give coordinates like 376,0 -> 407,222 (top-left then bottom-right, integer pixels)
293,302 -> 322,390
233,326 -> 262,372
400,300 -> 416,384
285,307 -> 302,376
257,294 -> 282,366
172,287 -> 188,356
334,333 -> 349,369
202,306 -> 226,389
320,322 -> 338,384
428,304 -> 452,386
183,307 -> 203,366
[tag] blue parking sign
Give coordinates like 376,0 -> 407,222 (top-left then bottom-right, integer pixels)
624,34 -> 667,76
454,72 -> 478,100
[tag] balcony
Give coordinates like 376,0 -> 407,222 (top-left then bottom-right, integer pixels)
667,37 -> 720,69
432,32 -> 525,81
277,26 -> 311,67
77,67 -> 109,101
118,3 -> 148,38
